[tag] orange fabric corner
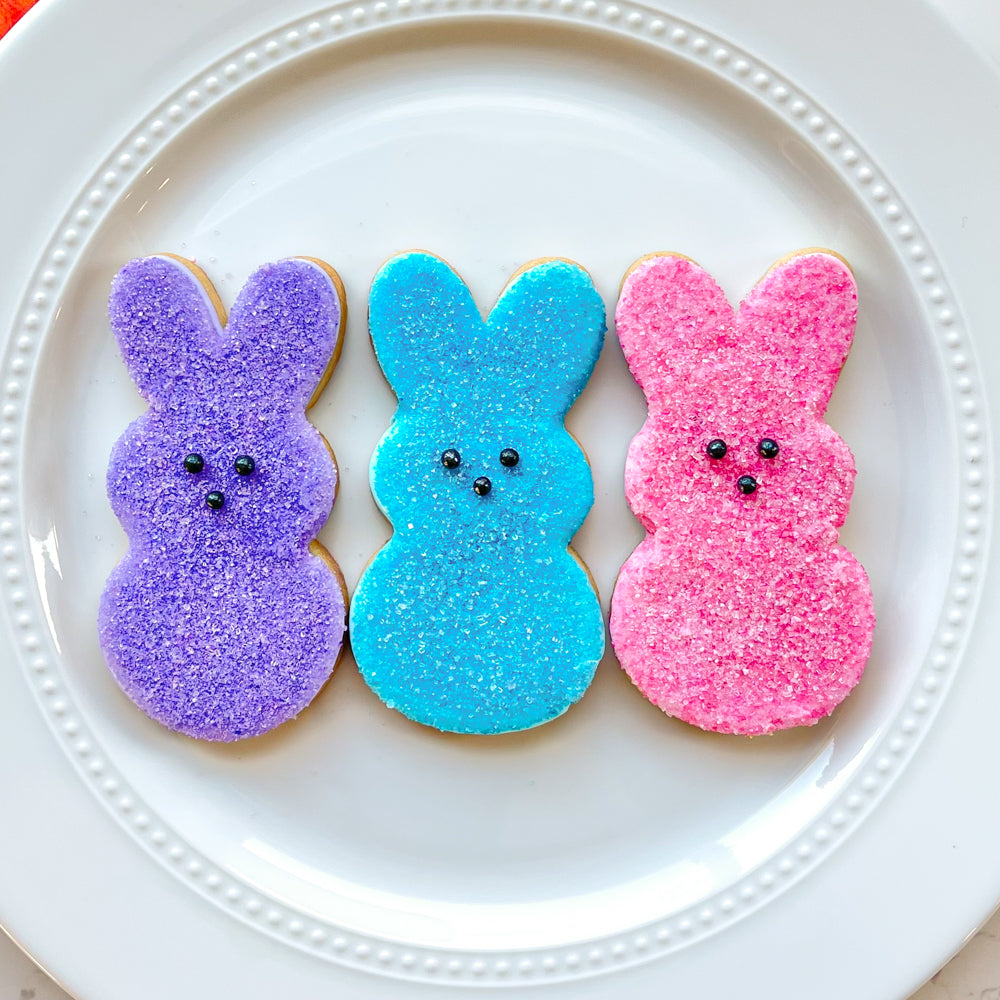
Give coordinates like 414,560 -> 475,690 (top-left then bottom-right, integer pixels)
0,0 -> 38,37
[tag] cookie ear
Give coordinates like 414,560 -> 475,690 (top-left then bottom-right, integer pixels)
225,258 -> 344,411
615,254 -> 737,393
739,251 -> 857,410
368,252 -> 482,402
487,259 -> 605,415
109,255 -> 224,402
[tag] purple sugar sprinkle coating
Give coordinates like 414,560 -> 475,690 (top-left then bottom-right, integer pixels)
98,256 -> 346,741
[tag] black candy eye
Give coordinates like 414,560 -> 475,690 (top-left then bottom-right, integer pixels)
473,476 -> 492,496
206,490 -> 225,509
441,449 -> 461,469
183,453 -> 205,474
234,455 -> 255,476
758,438 -> 779,459
499,448 -> 519,468
706,439 -> 728,460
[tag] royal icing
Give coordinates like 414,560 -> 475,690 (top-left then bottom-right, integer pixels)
610,251 -> 876,735
98,255 -> 347,741
351,252 -> 606,734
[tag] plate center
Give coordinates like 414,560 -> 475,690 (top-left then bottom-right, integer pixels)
23,20 -> 951,949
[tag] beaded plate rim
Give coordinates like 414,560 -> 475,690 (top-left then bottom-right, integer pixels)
1,0 -> 988,985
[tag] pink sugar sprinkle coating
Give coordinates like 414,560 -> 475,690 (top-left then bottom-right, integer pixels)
609,252 -> 875,735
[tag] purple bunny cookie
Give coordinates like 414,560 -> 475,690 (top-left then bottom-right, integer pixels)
98,255 -> 347,741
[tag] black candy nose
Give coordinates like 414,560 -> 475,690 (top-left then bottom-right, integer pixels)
737,475 -> 757,495
206,490 -> 225,509
473,476 -> 492,496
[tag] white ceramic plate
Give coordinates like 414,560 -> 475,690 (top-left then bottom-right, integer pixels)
1,1 -> 999,998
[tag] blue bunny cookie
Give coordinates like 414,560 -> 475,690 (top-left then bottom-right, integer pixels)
351,252 -> 606,735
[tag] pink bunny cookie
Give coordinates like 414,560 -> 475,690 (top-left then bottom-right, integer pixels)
610,250 -> 875,735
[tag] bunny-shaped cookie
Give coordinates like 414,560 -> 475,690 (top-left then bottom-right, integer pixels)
98,255 -> 347,741
610,250 -> 875,735
351,252 -> 606,735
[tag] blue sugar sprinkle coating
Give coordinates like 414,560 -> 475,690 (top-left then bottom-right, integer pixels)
351,252 -> 606,735
98,255 -> 346,741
